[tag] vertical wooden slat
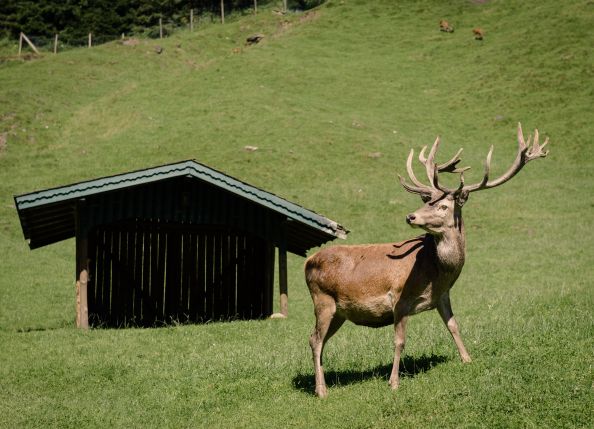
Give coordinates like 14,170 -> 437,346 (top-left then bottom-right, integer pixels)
110,225 -> 122,326
197,231 -> 206,321
155,227 -> 167,323
236,234 -> 248,318
244,235 -> 255,318
165,230 -> 181,322
112,226 -> 129,326
87,228 -> 97,325
103,227 -> 113,324
127,225 -> 137,324
132,222 -> 144,323
263,242 -> 275,316
213,231 -> 223,319
231,233 -> 238,317
141,227 -> 152,324
224,232 -> 236,318
187,231 -> 199,322
205,232 -> 215,321
255,237 -> 267,317
148,221 -> 160,325
94,228 -> 105,321
181,229 -> 192,320
119,226 -> 130,325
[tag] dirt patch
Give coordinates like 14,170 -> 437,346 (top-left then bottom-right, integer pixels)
275,10 -> 321,34
121,38 -> 140,47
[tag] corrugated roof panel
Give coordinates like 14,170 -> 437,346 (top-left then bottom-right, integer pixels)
14,160 -> 348,253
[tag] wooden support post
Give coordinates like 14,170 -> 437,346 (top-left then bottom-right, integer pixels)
220,0 -> 225,24
75,200 -> 90,329
18,33 -> 23,56
254,0 -> 258,14
159,18 -> 163,38
279,244 -> 288,317
53,34 -> 58,54
190,9 -> 194,31
271,241 -> 288,319
88,32 -> 92,48
20,32 -> 40,55
283,0 -> 288,13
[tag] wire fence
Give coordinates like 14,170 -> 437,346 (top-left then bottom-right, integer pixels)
7,7 -> 269,56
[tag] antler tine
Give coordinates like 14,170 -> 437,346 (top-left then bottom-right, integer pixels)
406,149 -> 429,189
462,122 -> 549,193
398,174 -> 430,195
415,136 -> 471,194
438,147 -> 465,172
525,127 -> 550,161
473,145 -> 493,190
397,148 -> 434,195
424,137 -> 441,184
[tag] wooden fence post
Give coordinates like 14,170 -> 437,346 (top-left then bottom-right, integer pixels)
283,0 -> 287,12
53,34 -> 58,54
88,32 -> 92,48
190,9 -> 194,31
20,32 -> 40,55
220,0 -> 225,24
18,32 -> 23,56
254,0 -> 258,14
159,18 -> 163,38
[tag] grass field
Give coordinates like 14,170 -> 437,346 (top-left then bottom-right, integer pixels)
1,0 -> 593,427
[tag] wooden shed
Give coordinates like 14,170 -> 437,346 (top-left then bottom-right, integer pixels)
15,160 -> 347,328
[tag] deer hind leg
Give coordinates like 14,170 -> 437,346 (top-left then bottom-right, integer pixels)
389,314 -> 408,390
309,294 -> 345,398
437,292 -> 472,363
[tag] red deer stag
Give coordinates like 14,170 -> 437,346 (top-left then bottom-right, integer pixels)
305,123 -> 549,398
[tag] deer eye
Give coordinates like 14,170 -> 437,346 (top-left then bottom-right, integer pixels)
439,204 -> 448,210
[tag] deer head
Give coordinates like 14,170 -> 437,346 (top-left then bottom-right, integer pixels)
399,123 -> 549,236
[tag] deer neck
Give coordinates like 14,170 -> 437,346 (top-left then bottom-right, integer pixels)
433,212 -> 466,272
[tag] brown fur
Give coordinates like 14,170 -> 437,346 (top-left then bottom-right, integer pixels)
473,27 -> 484,40
439,20 -> 454,33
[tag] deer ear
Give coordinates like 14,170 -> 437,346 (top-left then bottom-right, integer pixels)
455,189 -> 470,206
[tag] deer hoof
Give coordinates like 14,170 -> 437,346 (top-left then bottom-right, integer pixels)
315,385 -> 328,398
389,378 -> 400,390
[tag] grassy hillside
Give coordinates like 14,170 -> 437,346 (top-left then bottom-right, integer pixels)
1,0 -> 593,427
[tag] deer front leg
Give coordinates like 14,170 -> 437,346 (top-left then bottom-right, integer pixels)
437,292 -> 471,363
389,315 -> 408,390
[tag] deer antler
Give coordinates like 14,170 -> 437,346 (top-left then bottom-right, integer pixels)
399,123 -> 549,198
461,123 -> 549,193
398,136 -> 469,197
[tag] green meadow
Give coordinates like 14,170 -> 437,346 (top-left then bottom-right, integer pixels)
0,0 -> 592,427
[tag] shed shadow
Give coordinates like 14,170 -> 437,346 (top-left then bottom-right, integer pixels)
292,354 -> 447,395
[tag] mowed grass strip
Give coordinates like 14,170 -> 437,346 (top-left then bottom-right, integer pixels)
1,1 -> 593,427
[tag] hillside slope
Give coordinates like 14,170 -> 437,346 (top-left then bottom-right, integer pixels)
0,1 -> 592,427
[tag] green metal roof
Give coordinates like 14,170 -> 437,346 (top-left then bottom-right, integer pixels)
15,160 -> 348,253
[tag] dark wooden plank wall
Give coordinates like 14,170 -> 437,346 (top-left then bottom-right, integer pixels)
87,221 -> 274,327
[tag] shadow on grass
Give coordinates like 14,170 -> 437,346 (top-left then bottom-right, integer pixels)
292,354 -> 448,395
